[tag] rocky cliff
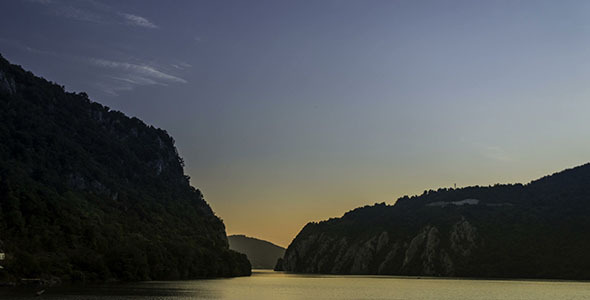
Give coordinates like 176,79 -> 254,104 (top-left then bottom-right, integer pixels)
280,216 -> 478,276
280,164 -> 590,279
0,54 -> 250,282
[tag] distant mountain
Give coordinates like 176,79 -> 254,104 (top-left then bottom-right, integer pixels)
278,164 -> 590,280
0,54 -> 250,283
228,235 -> 285,269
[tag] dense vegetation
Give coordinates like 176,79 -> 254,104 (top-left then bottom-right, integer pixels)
228,235 -> 285,269
281,164 -> 590,279
0,54 -> 250,283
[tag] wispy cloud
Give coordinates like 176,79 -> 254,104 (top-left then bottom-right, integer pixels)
89,58 -> 186,95
26,0 -> 158,29
120,13 -> 158,28
91,58 -> 186,83
111,75 -> 158,86
0,38 -> 185,96
94,81 -> 133,96
171,62 -> 192,70
25,0 -> 53,4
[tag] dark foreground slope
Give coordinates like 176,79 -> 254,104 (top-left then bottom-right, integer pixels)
228,235 -> 285,269
0,54 -> 250,283
279,164 -> 590,280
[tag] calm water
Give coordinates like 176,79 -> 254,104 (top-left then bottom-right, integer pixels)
2,270 -> 590,300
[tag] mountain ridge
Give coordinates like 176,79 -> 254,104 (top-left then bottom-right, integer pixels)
0,53 -> 251,283
278,163 -> 590,279
228,234 -> 285,269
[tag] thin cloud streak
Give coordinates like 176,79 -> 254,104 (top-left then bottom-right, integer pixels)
91,58 -> 186,83
111,75 -> 158,86
26,0 -> 158,29
89,58 -> 187,95
94,81 -> 133,96
121,13 -> 158,28
0,38 -> 185,95
24,0 -> 53,4
171,62 -> 192,70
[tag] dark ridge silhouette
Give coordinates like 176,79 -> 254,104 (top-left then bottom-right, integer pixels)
228,235 -> 285,269
0,53 -> 250,283
279,163 -> 590,280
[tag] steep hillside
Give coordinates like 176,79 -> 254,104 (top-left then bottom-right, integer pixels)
278,164 -> 590,279
228,235 -> 285,269
0,54 -> 250,282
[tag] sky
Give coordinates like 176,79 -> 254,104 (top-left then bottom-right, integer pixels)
2,0 -> 590,247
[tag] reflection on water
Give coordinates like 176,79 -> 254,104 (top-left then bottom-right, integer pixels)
2,270 -> 590,300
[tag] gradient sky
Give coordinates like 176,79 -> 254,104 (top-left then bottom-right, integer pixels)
2,0 -> 590,247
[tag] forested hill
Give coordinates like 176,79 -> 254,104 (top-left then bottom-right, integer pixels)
228,235 -> 285,269
0,53 -> 250,283
278,163 -> 590,280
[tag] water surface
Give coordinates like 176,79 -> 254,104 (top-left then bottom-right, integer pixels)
2,270 -> 590,299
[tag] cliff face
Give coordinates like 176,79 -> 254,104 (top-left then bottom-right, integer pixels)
280,164 -> 590,279
281,218 -> 477,276
0,54 -> 250,282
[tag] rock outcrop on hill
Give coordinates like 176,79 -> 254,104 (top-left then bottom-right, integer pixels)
0,54 -> 250,282
280,164 -> 590,279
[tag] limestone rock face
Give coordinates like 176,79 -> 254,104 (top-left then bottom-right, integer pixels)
280,163 -> 590,279
0,69 -> 16,95
450,218 -> 477,257
281,219 -> 479,276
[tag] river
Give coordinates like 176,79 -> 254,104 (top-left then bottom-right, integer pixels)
2,270 -> 589,299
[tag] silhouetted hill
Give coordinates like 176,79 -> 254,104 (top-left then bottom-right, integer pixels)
279,164 -> 590,279
228,235 -> 285,269
0,54 -> 250,283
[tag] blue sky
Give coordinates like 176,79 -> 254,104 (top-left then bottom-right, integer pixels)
2,0 -> 590,246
